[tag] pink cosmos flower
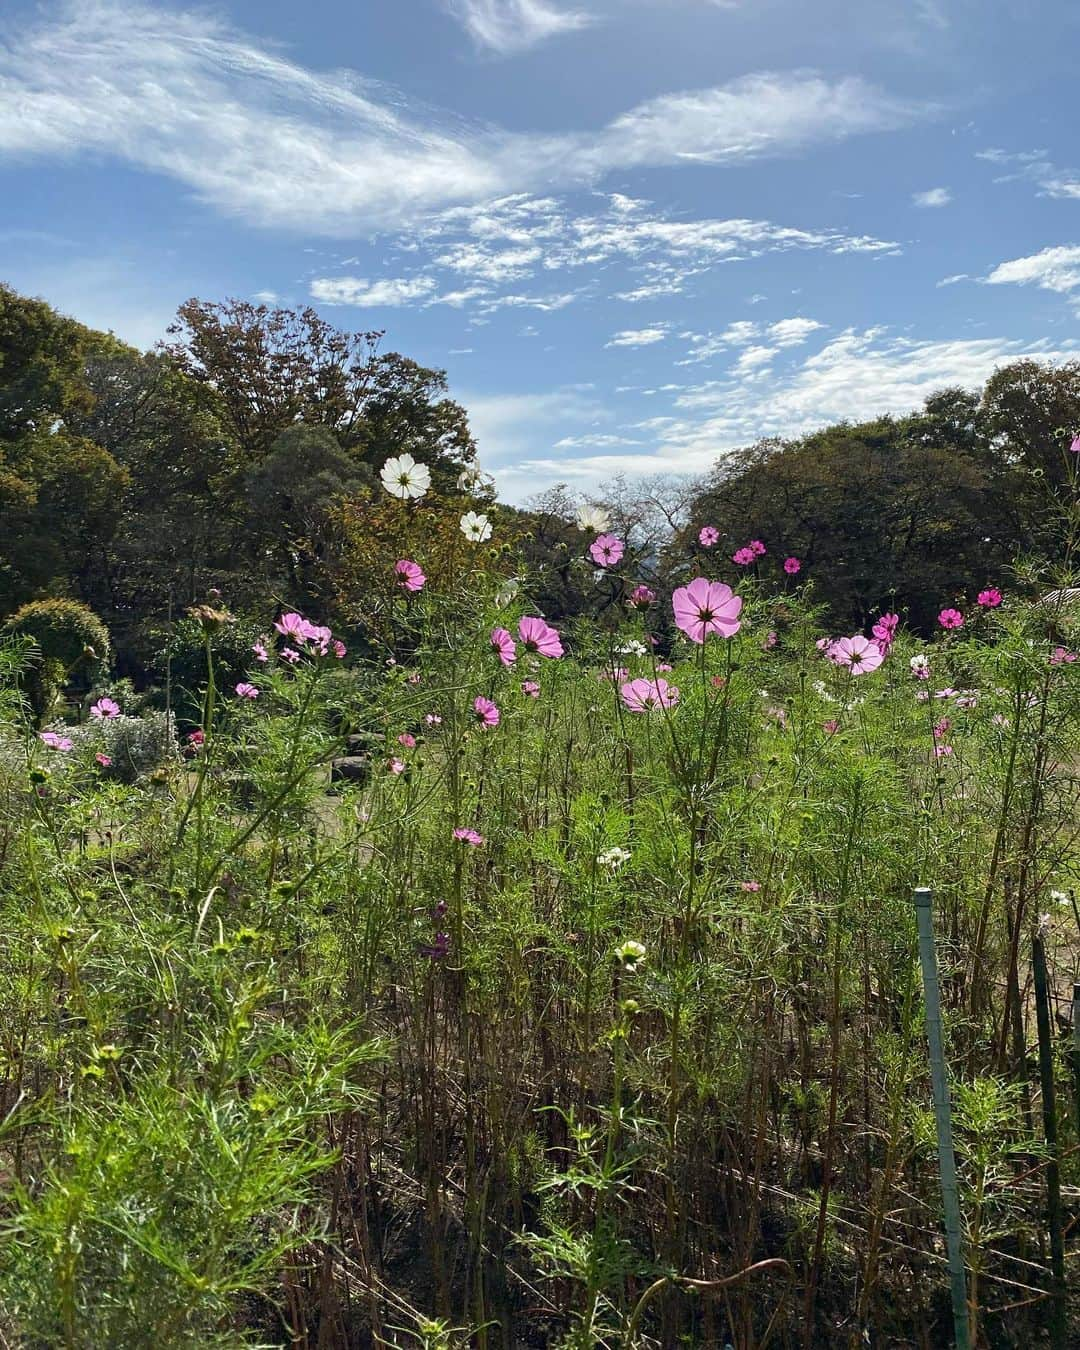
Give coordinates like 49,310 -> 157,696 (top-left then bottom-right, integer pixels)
698,525 -> 719,547
275,612 -> 313,641
90,697 -> 120,720
281,648 -> 300,664
424,713 -> 443,725
306,624 -> 332,654
252,641 -> 268,663
187,729 -> 205,746
491,627 -> 517,667
783,557 -> 801,575
872,613 -> 899,655
388,758 -> 406,774
935,688 -> 956,699
398,733 -> 416,748
749,539 -> 766,557
672,577 -> 742,643
656,662 -> 673,672
95,752 -> 112,767
1070,434 -> 1080,454
933,718 -> 951,740
521,680 -> 540,698
741,880 -> 761,892
518,616 -> 563,658
235,682 -> 259,699
935,744 -> 953,758
830,635 -> 885,674
453,827 -> 485,846
1050,646 -> 1078,666
395,559 -> 426,592
977,588 -> 1002,608
589,534 -> 625,567
816,637 -> 834,653
332,640 -> 346,659
629,584 -> 656,609
620,677 -> 681,713
407,671 -> 422,684
823,719 -> 839,735
938,608 -> 964,630
39,731 -> 73,751
732,546 -> 756,566
762,630 -> 778,651
473,696 -> 500,728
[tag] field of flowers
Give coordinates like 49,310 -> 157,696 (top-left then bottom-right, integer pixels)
1,462 -> 1079,1348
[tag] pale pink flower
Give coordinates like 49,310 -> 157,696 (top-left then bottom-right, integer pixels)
1050,646 -> 1077,666
589,534 -> 625,567
933,718 -> 951,740
741,880 -> 761,892
388,758 -> 406,774
830,636 -> 885,674
783,556 -> 801,575
938,608 -> 964,630
491,627 -> 517,667
698,525 -> 719,547
235,682 -> 259,699
977,588 -> 1002,608
620,677 -> 681,713
453,827 -> 485,846
252,641 -> 268,663
274,612 -> 318,641
281,648 -> 300,665
762,630 -> 778,651
40,731 -> 72,751
332,640 -> 346,659
473,696 -> 500,728
95,752 -> 112,767
935,688 -> 956,699
934,744 -> 953,758
521,680 -> 540,698
90,697 -> 120,720
394,559 -> 426,592
519,616 -> 563,658
823,719 -> 839,735
656,662 -> 673,672
424,713 -> 443,725
629,584 -> 655,609
1070,434 -> 1080,454
398,733 -> 416,748
672,576 -> 742,643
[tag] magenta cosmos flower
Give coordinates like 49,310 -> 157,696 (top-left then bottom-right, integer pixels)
453,827 -> 485,846
394,559 -> 426,592
1070,434 -> 1080,454
589,534 -> 625,567
274,612 -> 317,642
977,588 -> 1002,608
698,525 -> 719,548
491,627 -> 516,666
938,608 -> 964,630
521,679 -> 540,698
830,636 -> 885,674
628,584 -> 655,610
749,539 -> 766,557
620,677 -> 680,713
783,557 -> 801,575
732,546 -> 756,566
235,682 -> 259,699
473,696 -> 500,728
672,577 -> 742,643
90,697 -> 120,720
518,616 -> 563,658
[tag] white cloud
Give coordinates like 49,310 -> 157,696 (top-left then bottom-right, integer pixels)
252,289 -> 280,303
679,316 -> 822,364
606,326 -> 669,347
983,245 -> 1080,299
976,148 -> 1080,202
442,0 -> 593,54
0,2 -> 927,233
491,331 -> 1078,497
732,345 -> 775,374
912,186 -> 951,208
309,275 -> 438,306
766,317 -> 825,346
937,273 -> 969,287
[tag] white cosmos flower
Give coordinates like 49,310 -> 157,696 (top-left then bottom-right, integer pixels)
457,465 -> 495,494
494,578 -> 520,608
598,846 -> 631,872
381,453 -> 431,500
460,511 -> 493,543
576,503 -> 611,532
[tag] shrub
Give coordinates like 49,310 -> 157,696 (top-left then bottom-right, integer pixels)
3,598 -> 109,723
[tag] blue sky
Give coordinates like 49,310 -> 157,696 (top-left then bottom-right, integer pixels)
2,0 -> 1080,501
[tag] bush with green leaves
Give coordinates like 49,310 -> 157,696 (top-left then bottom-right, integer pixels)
3,597 -> 109,723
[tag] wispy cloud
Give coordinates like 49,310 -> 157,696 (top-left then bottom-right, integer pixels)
310,276 -> 439,306
606,326 -> 669,347
976,148 -> 1080,201
983,245 -> 1080,304
442,0 -> 594,54
912,186 -> 951,207
0,2 -> 927,234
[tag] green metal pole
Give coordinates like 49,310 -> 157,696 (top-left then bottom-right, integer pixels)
1032,931 -> 1067,1348
912,887 -> 971,1350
